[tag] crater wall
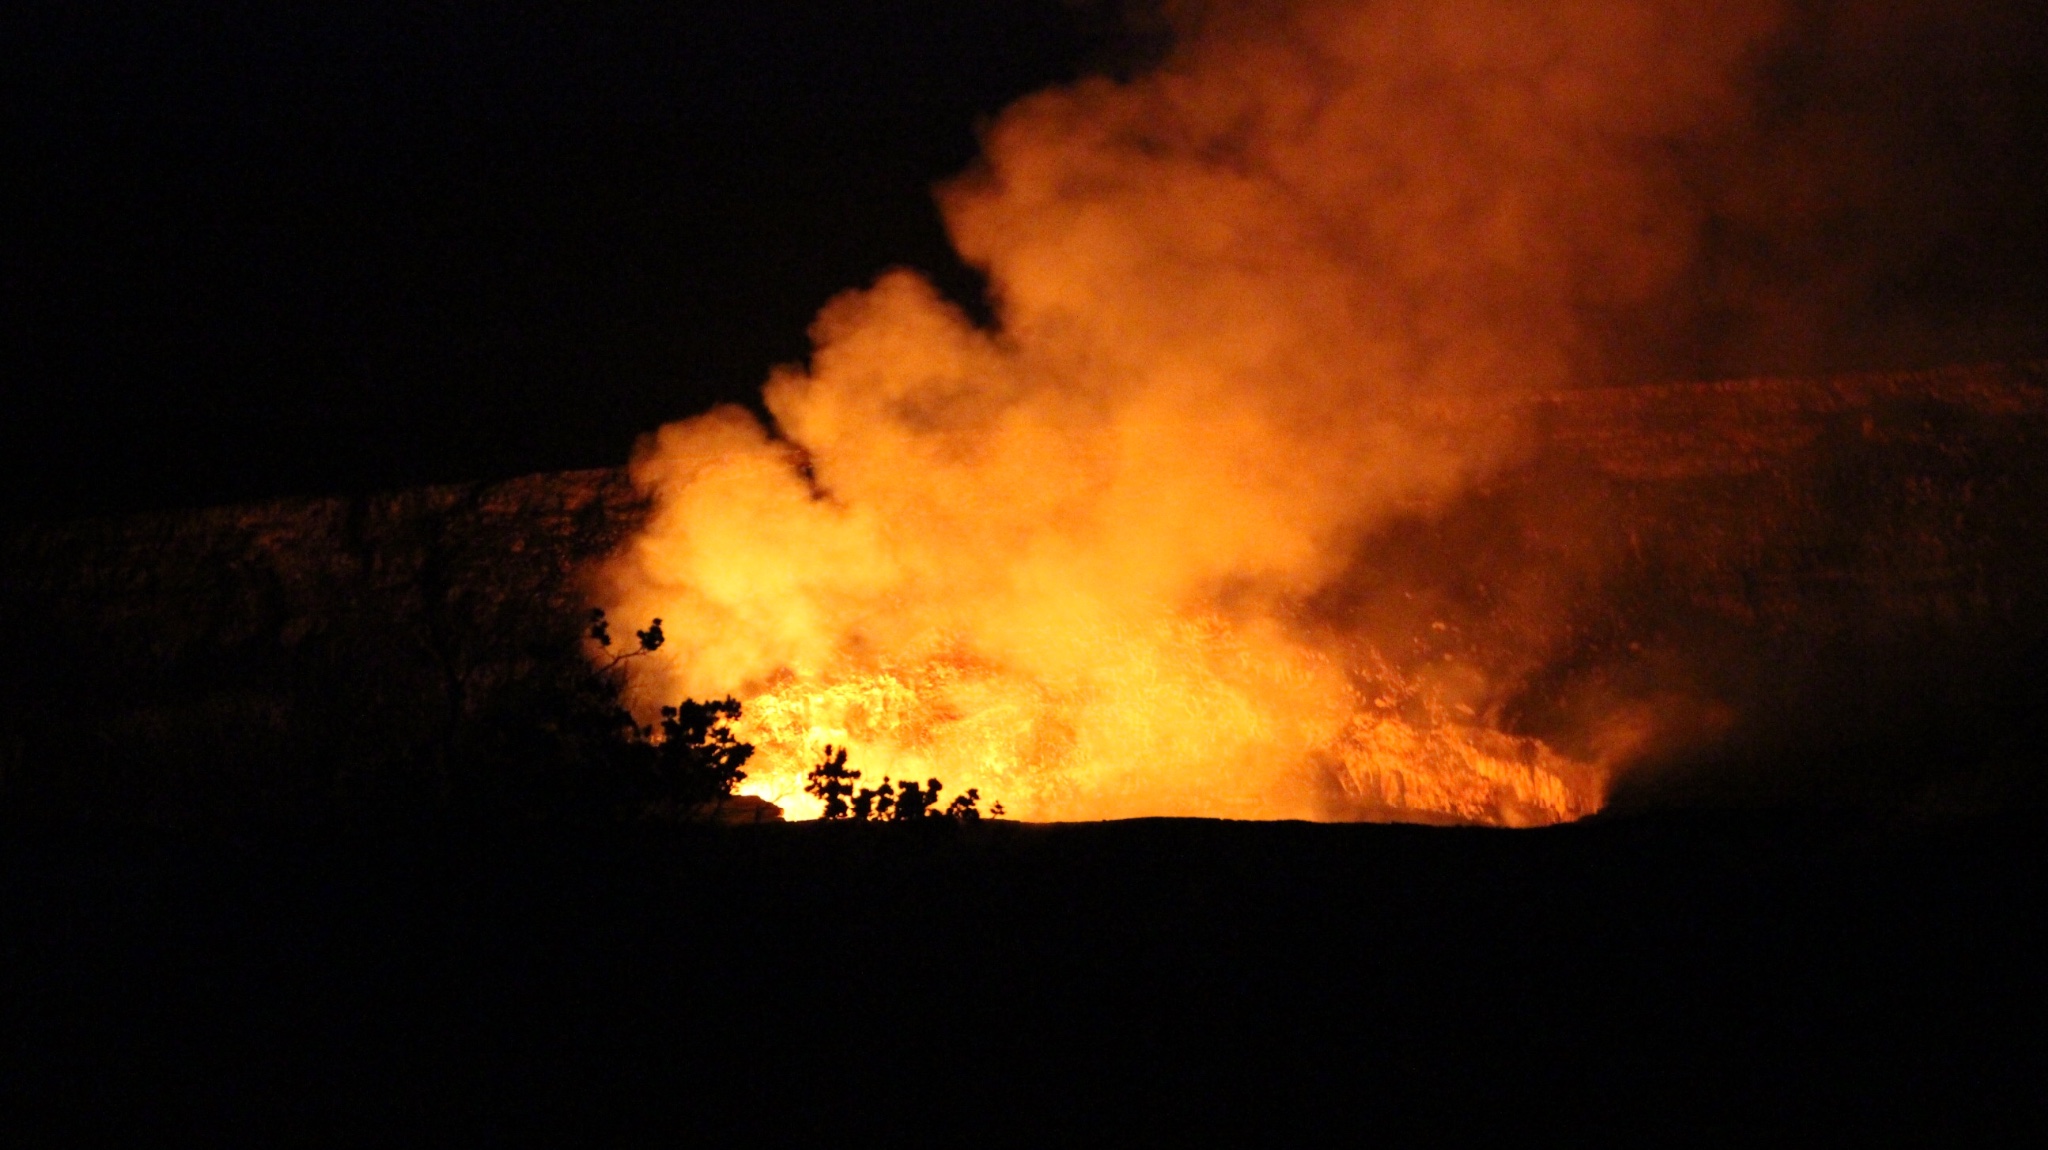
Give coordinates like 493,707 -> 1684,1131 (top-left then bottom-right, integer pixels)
5,362 -> 2044,818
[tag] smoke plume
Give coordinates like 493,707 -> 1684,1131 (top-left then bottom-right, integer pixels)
600,0 -> 2047,820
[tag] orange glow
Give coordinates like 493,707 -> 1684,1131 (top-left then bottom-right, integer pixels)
599,1 -> 1789,823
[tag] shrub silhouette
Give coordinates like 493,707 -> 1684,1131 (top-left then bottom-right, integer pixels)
825,754 -> 997,823
650,697 -> 754,816
893,778 -> 941,820
804,744 -> 858,819
944,788 -> 984,822
537,612 -> 1005,824
476,609 -> 758,822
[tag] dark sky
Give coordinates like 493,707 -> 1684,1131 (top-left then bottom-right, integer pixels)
2,2 -> 1107,521
7,3 -> 2046,524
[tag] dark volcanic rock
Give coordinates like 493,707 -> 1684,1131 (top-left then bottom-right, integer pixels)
1306,361 -> 2048,813
1525,362 -> 2048,810
3,362 -> 2046,818
0,469 -> 644,818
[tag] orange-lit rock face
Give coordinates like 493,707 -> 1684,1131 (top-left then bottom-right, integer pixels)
598,1 -> 1793,823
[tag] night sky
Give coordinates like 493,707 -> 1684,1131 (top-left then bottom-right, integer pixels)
2,2 -> 1110,522
8,2 -> 2048,525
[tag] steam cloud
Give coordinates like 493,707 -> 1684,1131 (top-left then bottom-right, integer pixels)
601,0 -> 2048,820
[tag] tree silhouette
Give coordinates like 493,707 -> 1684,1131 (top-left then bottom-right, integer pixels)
548,611 -> 760,820
855,778 -> 895,821
588,607 -> 663,666
892,777 -> 943,820
843,766 -> 1001,823
804,744 -> 859,819
653,697 -> 754,813
944,788 -> 983,822
570,618 -> 1007,825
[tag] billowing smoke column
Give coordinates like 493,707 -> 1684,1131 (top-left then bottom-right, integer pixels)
596,0 -> 1941,821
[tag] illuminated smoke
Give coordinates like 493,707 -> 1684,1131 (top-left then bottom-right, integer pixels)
596,0 -> 2024,821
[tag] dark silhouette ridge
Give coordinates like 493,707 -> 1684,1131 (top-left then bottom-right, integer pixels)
1,810 -> 2042,1137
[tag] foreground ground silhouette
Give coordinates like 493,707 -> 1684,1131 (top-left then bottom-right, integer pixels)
2,808 -> 2042,1138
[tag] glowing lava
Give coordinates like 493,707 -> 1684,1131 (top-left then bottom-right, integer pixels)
722,642 -> 1598,825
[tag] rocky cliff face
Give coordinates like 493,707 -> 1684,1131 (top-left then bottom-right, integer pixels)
5,362 -> 2045,819
0,470 -> 646,817
1508,362 -> 2048,809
